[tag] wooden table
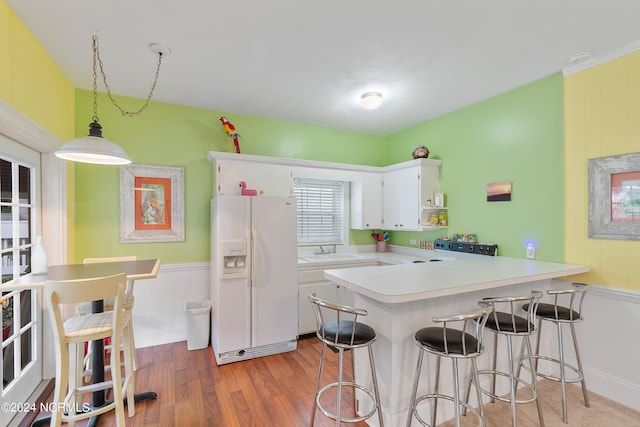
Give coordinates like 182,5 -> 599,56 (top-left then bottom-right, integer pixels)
6,258 -> 162,427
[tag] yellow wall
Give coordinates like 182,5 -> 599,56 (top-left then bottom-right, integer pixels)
0,0 -> 74,141
565,50 -> 640,290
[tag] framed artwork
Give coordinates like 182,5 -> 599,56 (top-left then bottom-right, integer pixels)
119,164 -> 185,243
487,181 -> 512,202
588,152 -> 640,240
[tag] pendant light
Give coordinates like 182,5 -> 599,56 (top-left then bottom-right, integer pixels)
56,35 -> 167,165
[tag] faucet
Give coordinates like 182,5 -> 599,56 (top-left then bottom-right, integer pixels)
314,244 -> 337,255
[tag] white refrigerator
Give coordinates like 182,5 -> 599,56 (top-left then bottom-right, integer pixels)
210,195 -> 298,365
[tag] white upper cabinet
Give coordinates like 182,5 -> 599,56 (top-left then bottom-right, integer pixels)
207,152 -> 443,232
383,159 -> 442,231
350,172 -> 383,230
213,159 -> 293,196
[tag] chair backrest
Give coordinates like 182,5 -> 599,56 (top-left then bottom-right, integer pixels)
83,256 -> 137,294
480,291 -> 543,335
546,282 -> 590,321
46,273 -> 127,342
308,293 -> 369,348
431,303 -> 493,356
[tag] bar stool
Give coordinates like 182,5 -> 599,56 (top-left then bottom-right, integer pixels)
466,291 -> 545,427
407,304 -> 492,427
308,294 -> 384,427
46,273 -> 136,426
522,282 -> 590,423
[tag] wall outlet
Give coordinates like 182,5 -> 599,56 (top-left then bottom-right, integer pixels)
526,245 -> 535,259
410,239 -> 417,245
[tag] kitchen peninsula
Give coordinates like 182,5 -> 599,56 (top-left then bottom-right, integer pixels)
324,255 -> 589,427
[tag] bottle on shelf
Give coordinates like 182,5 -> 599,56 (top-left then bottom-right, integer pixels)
31,233 -> 48,275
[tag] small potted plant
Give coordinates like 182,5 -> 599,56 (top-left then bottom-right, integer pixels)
2,297 -> 13,341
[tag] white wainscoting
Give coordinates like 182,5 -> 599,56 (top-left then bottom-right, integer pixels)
575,283 -> 640,411
132,262 -> 210,348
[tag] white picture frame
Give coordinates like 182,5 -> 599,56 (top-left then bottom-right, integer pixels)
119,164 -> 185,243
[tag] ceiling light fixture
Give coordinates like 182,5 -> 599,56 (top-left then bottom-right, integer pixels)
360,92 -> 383,110
56,35 -> 167,165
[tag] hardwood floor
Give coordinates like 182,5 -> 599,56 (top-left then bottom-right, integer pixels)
29,335 -> 640,426
33,335 -> 369,426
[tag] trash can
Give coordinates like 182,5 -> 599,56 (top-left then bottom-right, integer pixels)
184,300 -> 211,350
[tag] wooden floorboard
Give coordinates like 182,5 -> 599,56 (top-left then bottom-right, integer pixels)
30,335 -> 368,426
27,334 -> 640,426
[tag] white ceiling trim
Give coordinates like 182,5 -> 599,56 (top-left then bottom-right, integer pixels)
563,39 -> 640,76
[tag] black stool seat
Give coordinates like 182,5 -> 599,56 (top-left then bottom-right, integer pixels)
485,311 -> 534,333
524,303 -> 580,321
322,320 -> 376,347
415,327 -> 480,356
407,305 -> 492,427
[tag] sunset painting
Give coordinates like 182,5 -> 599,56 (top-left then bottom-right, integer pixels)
487,181 -> 512,202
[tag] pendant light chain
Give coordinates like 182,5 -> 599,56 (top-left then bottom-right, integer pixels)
92,34 -> 163,118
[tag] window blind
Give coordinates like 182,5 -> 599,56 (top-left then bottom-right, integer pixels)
293,178 -> 344,245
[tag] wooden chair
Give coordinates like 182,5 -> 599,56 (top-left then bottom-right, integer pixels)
77,256 -> 138,372
46,273 -> 135,426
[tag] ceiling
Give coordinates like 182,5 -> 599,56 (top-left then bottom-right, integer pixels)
8,1 -> 640,136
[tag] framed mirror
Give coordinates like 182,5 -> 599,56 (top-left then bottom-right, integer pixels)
588,152 -> 640,239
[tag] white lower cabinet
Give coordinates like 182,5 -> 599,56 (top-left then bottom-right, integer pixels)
298,264 -> 378,335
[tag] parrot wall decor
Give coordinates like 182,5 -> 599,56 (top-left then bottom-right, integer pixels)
219,116 -> 241,153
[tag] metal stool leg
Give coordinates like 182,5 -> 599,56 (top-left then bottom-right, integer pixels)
310,343 -> 327,427
368,345 -> 384,427
432,355 -> 441,426
570,322 -> 590,408
524,336 -> 545,427
506,335 -> 517,427
556,322 -> 568,423
452,358 -> 461,427
336,348 -> 344,427
491,332 -> 498,403
471,358 -> 485,425
406,349 -> 424,427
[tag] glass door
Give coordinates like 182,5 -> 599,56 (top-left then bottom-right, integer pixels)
1,134 -> 42,426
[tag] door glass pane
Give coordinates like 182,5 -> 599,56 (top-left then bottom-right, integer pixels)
1,206 -> 11,249
18,165 -> 31,204
0,159 -> 10,203
2,252 -> 13,284
21,328 -> 32,370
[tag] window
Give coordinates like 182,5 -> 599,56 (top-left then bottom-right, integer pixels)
294,178 -> 345,245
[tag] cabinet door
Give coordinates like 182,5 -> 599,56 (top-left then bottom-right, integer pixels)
383,166 -> 421,230
298,282 -> 341,335
350,173 -> 383,230
215,161 -> 293,196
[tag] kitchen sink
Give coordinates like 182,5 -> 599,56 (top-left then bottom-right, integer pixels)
299,253 -> 364,262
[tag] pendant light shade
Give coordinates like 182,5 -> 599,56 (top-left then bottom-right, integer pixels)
56,120 -> 132,165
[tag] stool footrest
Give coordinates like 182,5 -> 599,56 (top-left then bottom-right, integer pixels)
527,355 -> 584,384
316,381 -> 379,424
475,370 -> 538,405
412,393 -> 483,427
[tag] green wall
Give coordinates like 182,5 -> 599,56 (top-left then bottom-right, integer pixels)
74,73 -> 564,263
73,90 -> 386,263
385,73 -> 565,260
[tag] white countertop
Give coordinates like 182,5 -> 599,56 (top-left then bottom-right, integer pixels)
323,255 -> 589,304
